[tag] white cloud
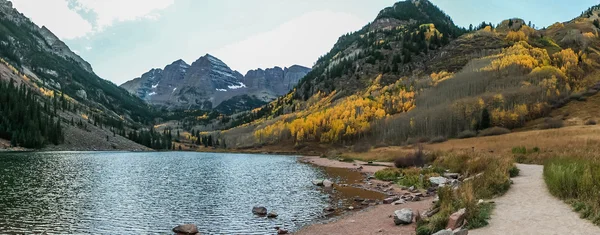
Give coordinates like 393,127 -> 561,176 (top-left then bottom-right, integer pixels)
11,0 -> 93,39
10,0 -> 174,39
85,46 -> 92,51
74,0 -> 174,30
209,10 -> 367,73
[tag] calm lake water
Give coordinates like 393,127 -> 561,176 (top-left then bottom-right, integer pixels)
0,152 -> 353,234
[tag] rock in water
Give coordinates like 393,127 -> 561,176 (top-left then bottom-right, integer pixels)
252,206 -> 268,216
312,179 -> 324,186
267,211 -> 278,218
277,228 -> 289,234
172,224 -> 199,235
393,208 -> 413,225
447,208 -> 466,230
323,179 -> 333,187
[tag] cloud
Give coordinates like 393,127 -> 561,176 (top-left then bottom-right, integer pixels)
210,10 -> 367,73
85,46 -> 92,51
11,0 -> 93,39
73,0 -> 175,30
10,0 -> 174,39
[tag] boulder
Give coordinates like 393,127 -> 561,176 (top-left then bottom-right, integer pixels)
354,197 -> 365,202
312,179 -> 324,186
323,207 -> 335,212
429,177 -> 448,186
267,211 -> 278,218
172,224 -> 199,235
383,196 -> 400,204
447,208 -> 466,230
443,173 -> 460,179
277,228 -> 289,234
453,228 -> 469,235
432,229 -> 453,235
393,208 -> 413,225
392,199 -> 406,205
252,206 -> 268,216
323,179 -> 333,187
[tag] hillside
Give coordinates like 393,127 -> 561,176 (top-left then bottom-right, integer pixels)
120,54 -> 310,112
0,0 -> 161,151
210,0 -> 600,153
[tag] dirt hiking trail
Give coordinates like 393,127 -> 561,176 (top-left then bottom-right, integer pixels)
471,164 -> 600,235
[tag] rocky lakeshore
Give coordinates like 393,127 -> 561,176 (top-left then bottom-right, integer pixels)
295,156 -> 436,235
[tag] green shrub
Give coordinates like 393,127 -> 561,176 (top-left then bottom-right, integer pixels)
395,145 -> 425,168
478,127 -> 511,137
429,136 -> 448,144
532,147 -> 540,152
509,165 -> 520,177
457,130 -> 477,139
544,157 -> 600,225
466,203 -> 494,229
539,118 -> 564,129
374,168 -> 402,181
512,146 -> 527,154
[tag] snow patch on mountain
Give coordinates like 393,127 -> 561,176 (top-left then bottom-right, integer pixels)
228,83 -> 246,90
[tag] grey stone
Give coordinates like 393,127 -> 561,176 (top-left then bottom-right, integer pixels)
432,229 -> 453,235
323,179 -> 333,187
383,196 -> 400,204
312,179 -> 324,186
393,208 -> 413,225
252,206 -> 267,216
172,224 -> 199,235
392,199 -> 406,205
453,228 -> 469,235
429,177 -> 448,186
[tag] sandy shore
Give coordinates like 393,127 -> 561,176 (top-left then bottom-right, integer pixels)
297,156 -> 433,235
299,156 -> 394,173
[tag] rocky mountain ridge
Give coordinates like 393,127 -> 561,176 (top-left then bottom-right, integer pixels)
121,54 -> 310,111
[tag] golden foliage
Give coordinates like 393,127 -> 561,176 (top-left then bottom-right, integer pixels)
485,41 -> 550,72
553,48 -> 579,74
255,74 -> 417,144
431,71 -> 454,85
506,31 -> 527,42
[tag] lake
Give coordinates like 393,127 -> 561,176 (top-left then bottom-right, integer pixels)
0,152 -> 382,234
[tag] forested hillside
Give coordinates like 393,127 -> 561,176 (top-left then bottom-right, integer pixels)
216,0 -> 600,152
0,0 -> 170,150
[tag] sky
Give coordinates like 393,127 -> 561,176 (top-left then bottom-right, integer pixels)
9,0 -> 600,85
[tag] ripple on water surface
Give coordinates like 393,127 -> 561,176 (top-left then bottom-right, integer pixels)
0,152 -> 334,234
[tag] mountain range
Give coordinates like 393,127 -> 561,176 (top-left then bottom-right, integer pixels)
120,54 -> 310,112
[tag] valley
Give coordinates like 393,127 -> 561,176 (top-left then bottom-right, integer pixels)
1,0 -> 600,234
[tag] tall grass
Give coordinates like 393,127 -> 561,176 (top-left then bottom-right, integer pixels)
544,157 -> 600,225
416,152 -> 515,234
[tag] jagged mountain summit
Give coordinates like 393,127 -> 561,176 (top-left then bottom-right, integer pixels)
121,54 -> 311,111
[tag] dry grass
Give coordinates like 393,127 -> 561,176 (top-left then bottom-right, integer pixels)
340,146 -> 415,162
339,124 -> 600,166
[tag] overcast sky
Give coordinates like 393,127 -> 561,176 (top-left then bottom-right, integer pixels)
10,0 -> 599,85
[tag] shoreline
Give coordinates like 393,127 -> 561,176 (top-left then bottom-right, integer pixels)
296,156 -> 434,235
